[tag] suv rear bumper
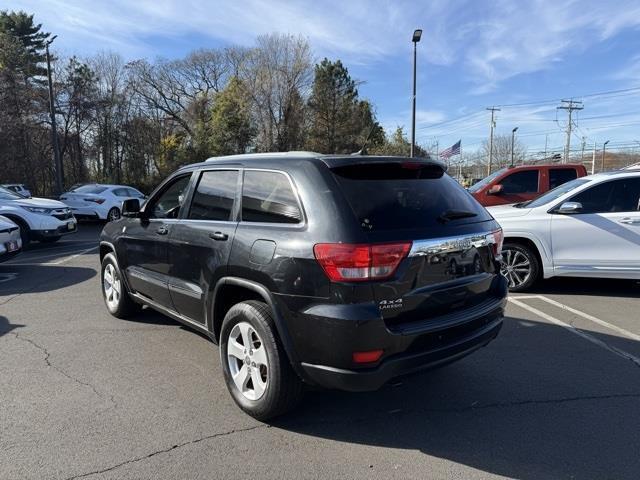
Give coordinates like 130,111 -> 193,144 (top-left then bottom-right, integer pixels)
299,316 -> 502,391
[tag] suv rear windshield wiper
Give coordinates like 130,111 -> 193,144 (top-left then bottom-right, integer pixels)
437,209 -> 478,223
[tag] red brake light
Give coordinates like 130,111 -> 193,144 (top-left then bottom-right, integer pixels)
491,228 -> 504,259
313,242 -> 411,282
84,197 -> 106,204
352,350 -> 384,364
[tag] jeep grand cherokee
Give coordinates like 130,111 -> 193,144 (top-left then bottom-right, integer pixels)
99,152 -> 507,419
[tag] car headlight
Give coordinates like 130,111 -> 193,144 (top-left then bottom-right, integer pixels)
20,205 -> 52,215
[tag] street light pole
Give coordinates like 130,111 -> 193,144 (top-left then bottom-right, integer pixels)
601,140 -> 609,172
410,29 -> 422,158
510,127 -> 518,167
45,35 -> 63,196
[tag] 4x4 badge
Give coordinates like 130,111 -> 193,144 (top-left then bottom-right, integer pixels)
379,299 -> 403,310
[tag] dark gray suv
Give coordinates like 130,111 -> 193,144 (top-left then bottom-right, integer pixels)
99,152 -> 507,419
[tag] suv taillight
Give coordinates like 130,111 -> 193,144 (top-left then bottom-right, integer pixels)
313,242 -> 412,282
490,228 -> 504,260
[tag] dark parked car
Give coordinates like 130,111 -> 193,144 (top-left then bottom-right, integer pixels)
99,152 -> 507,419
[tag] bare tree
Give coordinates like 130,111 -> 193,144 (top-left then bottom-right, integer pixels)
481,134 -> 527,169
241,33 -> 312,151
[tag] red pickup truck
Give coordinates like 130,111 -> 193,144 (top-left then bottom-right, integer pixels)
468,164 -> 588,207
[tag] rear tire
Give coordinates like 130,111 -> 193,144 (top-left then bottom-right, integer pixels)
101,252 -> 141,318
501,242 -> 540,292
107,207 -> 121,222
220,300 -> 303,420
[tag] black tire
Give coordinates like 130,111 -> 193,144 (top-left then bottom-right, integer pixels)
40,236 -> 61,243
107,207 -> 121,222
220,300 -> 303,420
501,242 -> 540,292
101,252 -> 141,318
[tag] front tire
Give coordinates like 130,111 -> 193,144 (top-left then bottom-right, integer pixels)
501,242 -> 540,292
220,300 -> 303,420
101,253 -> 140,318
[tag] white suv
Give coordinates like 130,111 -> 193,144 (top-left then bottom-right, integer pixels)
60,184 -> 145,222
489,170 -> 640,291
0,187 -> 77,245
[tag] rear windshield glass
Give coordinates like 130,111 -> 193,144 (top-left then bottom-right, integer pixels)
332,163 -> 491,231
73,185 -> 108,194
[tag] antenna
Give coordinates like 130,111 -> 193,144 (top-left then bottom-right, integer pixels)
351,123 -> 379,156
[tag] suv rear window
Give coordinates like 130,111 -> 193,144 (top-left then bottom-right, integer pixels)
331,163 -> 491,231
549,168 -> 578,189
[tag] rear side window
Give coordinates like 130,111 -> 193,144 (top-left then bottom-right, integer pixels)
242,171 -> 302,224
188,170 -> 238,221
501,170 -> 539,194
112,188 -> 129,197
549,168 -> 578,189
331,163 -> 491,231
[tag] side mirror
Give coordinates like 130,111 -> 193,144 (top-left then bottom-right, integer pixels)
122,198 -> 141,217
488,184 -> 504,195
557,201 -> 582,214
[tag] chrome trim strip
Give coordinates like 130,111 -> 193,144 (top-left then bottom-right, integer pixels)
409,231 -> 496,257
131,292 -> 209,333
555,265 -> 640,272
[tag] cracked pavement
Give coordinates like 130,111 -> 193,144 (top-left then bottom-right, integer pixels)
1,224 -> 640,479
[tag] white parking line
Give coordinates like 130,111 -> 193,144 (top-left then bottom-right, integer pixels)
512,295 -> 640,342
11,246 -> 98,266
508,297 -> 640,368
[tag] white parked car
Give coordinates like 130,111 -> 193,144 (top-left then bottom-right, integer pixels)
2,184 -> 31,198
489,170 -> 640,291
60,184 -> 146,222
0,187 -> 76,245
0,215 -> 22,262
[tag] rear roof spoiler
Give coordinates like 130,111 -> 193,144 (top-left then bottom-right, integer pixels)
319,155 -> 447,172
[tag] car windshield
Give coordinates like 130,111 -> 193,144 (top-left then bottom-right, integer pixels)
468,168 -> 506,193
0,186 -> 23,200
518,178 -> 591,208
73,185 -> 108,194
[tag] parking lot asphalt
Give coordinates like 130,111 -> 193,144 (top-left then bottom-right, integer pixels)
1,223 -> 639,480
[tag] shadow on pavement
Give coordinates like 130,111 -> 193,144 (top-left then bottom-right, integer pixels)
0,316 -> 24,337
273,318 -> 640,479
0,264 -> 96,296
531,276 -> 640,298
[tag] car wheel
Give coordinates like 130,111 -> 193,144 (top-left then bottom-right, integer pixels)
101,253 -> 140,318
220,300 -> 303,420
501,242 -> 540,292
40,236 -> 61,243
107,207 -> 121,222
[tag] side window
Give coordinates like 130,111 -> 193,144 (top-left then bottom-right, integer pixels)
188,170 -> 238,221
112,188 -> 129,197
549,169 -> 578,190
501,170 -> 539,194
148,175 -> 191,219
571,178 -> 640,213
127,188 -> 144,198
571,179 -> 640,213
242,171 -> 302,224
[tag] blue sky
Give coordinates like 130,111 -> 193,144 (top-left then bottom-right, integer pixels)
12,0 -> 640,157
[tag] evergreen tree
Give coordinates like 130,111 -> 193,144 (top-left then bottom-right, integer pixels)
209,77 -> 254,155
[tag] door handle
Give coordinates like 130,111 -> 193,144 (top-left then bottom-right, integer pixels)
209,231 -> 228,241
156,225 -> 169,235
619,217 -> 640,225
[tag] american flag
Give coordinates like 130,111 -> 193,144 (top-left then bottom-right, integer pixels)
439,140 -> 461,160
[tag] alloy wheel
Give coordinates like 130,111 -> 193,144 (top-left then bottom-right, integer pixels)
501,248 -> 532,289
227,321 -> 269,401
108,208 -> 120,222
103,263 -> 121,310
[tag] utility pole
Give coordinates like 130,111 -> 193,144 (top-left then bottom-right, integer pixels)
45,35 -> 63,196
486,107 -> 500,176
601,140 -> 610,172
410,29 -> 422,158
543,134 -> 548,159
580,136 -> 586,162
591,141 -> 596,175
557,99 -> 583,164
